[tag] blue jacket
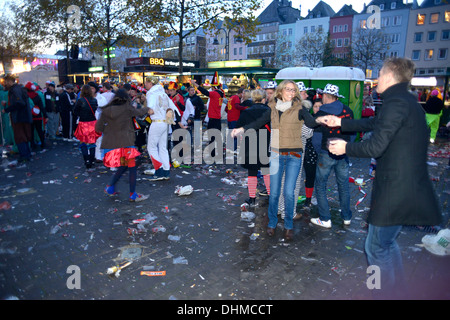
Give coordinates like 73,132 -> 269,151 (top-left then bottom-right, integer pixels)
312,100 -> 353,154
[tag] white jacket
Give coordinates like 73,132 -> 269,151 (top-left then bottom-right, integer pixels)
146,84 -> 178,121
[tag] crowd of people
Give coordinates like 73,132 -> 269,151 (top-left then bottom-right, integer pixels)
0,57 -> 445,299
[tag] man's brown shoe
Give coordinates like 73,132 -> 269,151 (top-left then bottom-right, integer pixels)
284,229 -> 294,241
267,227 -> 275,237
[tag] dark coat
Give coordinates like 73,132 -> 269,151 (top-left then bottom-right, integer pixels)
73,97 -> 98,122
95,100 -> 149,149
5,84 -> 32,124
423,96 -> 444,114
341,82 -> 441,227
236,102 -> 271,170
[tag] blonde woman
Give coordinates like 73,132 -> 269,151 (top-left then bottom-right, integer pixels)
232,80 -> 318,241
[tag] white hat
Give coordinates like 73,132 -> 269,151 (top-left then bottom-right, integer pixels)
323,83 -> 345,99
266,81 -> 277,89
296,81 -> 312,92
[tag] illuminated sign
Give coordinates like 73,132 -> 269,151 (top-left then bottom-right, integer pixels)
149,57 -> 165,66
89,66 -> 104,72
208,59 -> 264,69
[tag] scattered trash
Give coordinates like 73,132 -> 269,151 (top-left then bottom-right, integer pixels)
168,235 -> 181,241
331,266 -> 346,277
220,177 -> 236,185
420,229 -> 450,256
174,185 -> 193,196
13,188 -> 37,196
250,233 -> 259,240
241,211 -> 255,222
0,201 -> 11,210
144,169 -> 155,175
140,270 -> 166,277
152,225 -> 166,233
49,220 -> 71,234
173,256 -> 188,264
107,261 -> 132,278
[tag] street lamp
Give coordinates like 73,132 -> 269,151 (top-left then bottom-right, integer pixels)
213,27 -> 243,61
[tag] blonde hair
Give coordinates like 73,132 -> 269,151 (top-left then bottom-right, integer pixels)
274,80 -> 301,102
251,89 -> 266,103
242,89 -> 251,101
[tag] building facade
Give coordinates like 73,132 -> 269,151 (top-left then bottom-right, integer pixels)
330,5 -> 357,63
404,0 -> 450,86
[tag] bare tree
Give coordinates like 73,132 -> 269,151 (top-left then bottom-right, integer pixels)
130,0 -> 261,79
274,34 -> 293,69
295,29 -> 327,67
352,28 -> 390,77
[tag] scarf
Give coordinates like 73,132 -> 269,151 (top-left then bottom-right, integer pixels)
27,91 -> 38,99
275,99 -> 292,112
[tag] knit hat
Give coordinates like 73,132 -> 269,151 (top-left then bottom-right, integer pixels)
168,81 -> 178,90
88,81 -> 99,92
322,83 -> 345,99
431,89 -> 439,96
25,81 -> 37,91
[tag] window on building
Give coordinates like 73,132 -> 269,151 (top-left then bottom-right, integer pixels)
360,20 -> 367,29
442,30 -> 450,40
391,2 -> 396,9
311,26 -> 315,33
239,47 -> 242,55
430,13 -> 440,24
425,49 -> 434,60
438,48 -> 448,60
446,11 -> 450,22
337,38 -> 342,47
304,27 -> 308,34
380,4 -> 384,10
382,17 -> 390,27
344,38 -> 350,47
417,14 -> 426,25
233,48 -> 237,55
393,16 -> 402,26
333,25 -> 337,33
414,32 -> 423,42
412,50 -> 421,60
288,28 -> 293,35
319,25 -> 323,32
428,31 -> 437,41
344,24 -> 348,32
391,34 -> 400,43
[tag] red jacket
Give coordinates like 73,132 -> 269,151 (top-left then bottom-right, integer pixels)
226,95 -> 245,122
197,86 -> 223,120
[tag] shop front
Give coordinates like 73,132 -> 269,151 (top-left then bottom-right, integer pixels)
190,59 -> 279,96
124,57 -> 199,84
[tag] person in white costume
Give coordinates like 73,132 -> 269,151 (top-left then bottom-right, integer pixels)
87,82 -> 108,162
145,76 -> 179,181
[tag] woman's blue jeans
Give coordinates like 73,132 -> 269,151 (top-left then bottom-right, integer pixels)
268,152 -> 302,230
